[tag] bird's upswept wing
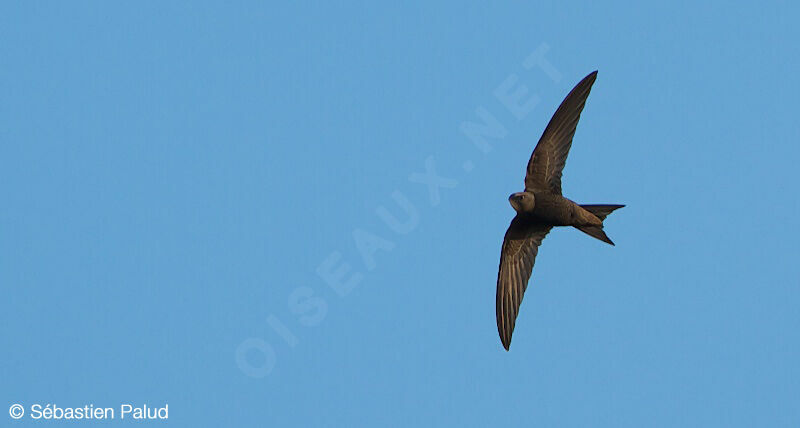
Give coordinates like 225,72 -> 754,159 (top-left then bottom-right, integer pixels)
496,215 -> 552,350
524,71 -> 598,194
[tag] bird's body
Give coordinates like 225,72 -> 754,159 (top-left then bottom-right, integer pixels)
510,191 -> 601,227
495,70 -> 624,350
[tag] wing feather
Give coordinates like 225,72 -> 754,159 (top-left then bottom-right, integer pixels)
496,216 -> 552,350
524,71 -> 598,194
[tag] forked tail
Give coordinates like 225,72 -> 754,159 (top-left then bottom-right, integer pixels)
576,204 -> 625,246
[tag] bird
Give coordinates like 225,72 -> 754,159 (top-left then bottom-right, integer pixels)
496,70 -> 623,351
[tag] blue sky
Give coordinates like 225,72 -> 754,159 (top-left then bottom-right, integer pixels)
2,2 -> 799,427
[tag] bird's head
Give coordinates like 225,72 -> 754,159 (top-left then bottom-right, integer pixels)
509,192 -> 535,213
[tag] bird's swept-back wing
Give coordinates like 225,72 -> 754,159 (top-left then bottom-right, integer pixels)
496,215 -> 552,350
524,71 -> 598,194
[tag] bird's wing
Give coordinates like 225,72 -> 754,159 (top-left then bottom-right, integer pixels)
496,215 -> 552,350
524,71 -> 598,194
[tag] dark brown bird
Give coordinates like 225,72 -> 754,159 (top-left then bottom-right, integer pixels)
496,70 -> 624,351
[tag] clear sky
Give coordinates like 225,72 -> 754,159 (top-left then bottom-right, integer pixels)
2,2 -> 799,427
